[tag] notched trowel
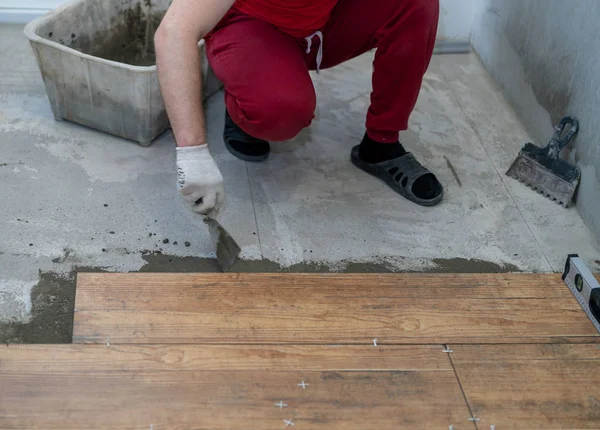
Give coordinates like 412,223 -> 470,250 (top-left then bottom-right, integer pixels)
203,216 -> 241,272
506,116 -> 580,207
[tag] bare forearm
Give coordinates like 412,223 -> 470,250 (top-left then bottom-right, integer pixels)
155,30 -> 206,147
154,0 -> 234,148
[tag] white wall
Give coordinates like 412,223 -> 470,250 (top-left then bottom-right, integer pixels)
4,0 -> 482,30
0,0 -> 62,6
471,0 -> 600,240
0,0 -> 62,22
438,0 -> 480,41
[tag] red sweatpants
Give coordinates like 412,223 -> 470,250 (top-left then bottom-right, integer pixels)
205,0 -> 439,143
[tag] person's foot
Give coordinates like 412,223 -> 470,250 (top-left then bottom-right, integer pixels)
353,133 -> 444,206
223,110 -> 270,162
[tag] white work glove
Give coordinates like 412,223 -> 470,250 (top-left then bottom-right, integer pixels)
176,145 -> 225,215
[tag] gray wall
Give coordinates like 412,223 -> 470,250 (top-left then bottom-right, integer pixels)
471,0 -> 600,238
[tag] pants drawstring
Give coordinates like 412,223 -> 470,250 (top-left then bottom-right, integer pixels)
305,31 -> 324,73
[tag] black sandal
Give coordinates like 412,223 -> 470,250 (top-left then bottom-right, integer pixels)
351,145 -> 444,206
223,110 -> 270,162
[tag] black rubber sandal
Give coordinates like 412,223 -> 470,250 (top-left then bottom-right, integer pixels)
223,110 -> 270,162
351,145 -> 444,206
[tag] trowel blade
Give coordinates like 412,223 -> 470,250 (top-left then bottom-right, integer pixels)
203,217 -> 241,272
506,151 -> 579,207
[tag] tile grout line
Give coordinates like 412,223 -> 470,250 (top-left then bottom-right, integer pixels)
445,345 -> 480,430
245,161 -> 264,259
438,62 -> 554,272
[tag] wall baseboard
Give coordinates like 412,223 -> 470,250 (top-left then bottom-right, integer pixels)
0,7 -> 50,23
434,40 -> 471,54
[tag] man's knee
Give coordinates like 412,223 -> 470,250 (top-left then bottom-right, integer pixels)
236,91 -> 317,142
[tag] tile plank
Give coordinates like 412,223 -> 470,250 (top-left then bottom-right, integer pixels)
73,273 -> 599,344
0,345 -> 473,429
0,344 -> 451,373
451,344 -> 600,429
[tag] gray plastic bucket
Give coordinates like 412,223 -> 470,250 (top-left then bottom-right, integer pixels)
24,0 -> 221,146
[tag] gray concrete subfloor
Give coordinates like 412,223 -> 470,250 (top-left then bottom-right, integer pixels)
1,23 -> 600,341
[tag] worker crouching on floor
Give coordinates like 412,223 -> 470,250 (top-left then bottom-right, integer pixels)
155,0 -> 444,216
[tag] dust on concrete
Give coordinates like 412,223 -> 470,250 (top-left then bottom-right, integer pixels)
0,254 -> 521,344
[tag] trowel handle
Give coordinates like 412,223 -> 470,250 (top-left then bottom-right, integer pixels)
548,116 -> 579,159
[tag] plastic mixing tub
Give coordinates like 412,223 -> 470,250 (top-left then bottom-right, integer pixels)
24,0 -> 222,146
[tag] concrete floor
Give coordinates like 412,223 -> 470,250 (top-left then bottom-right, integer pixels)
2,23 -> 600,342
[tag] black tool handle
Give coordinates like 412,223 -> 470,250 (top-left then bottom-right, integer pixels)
547,116 -> 579,159
590,289 -> 600,327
